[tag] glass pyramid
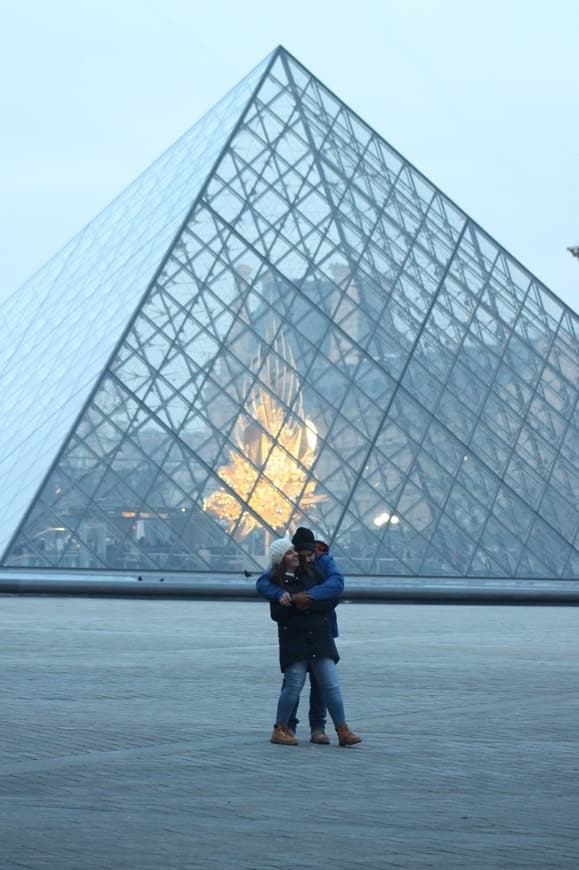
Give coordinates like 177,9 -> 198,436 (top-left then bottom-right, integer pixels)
1,46 -> 577,578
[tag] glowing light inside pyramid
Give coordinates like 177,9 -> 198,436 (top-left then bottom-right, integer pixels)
204,331 -> 325,536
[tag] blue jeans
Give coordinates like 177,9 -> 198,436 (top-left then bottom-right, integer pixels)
286,669 -> 327,732
276,658 -> 346,729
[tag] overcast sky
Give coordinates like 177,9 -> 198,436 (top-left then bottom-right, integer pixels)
1,0 -> 578,312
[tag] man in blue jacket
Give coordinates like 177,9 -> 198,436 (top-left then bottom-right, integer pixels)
256,526 -> 344,744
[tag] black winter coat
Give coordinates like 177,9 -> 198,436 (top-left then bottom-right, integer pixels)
270,573 -> 339,672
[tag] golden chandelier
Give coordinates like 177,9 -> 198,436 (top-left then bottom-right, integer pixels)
204,330 -> 324,537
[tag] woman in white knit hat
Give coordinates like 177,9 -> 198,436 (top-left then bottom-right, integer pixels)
265,537 -> 361,747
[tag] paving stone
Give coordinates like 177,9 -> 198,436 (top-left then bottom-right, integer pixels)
1,597 -> 578,869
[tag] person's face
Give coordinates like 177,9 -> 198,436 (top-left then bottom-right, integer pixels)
282,548 -> 299,571
297,548 -> 315,565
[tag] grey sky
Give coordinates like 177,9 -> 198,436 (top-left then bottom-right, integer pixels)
1,0 -> 578,312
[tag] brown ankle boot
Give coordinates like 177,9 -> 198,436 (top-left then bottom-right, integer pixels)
271,724 -> 298,746
336,723 -> 362,747
310,728 -> 330,745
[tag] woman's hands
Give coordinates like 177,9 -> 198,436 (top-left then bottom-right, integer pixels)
278,591 -> 314,609
291,591 -> 314,611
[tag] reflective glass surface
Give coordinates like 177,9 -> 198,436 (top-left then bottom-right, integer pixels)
0,52 -> 271,554
2,48 -> 578,577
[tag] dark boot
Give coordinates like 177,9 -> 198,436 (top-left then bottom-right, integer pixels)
310,728 -> 330,745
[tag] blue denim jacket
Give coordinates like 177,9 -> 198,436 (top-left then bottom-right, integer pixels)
256,553 -> 344,637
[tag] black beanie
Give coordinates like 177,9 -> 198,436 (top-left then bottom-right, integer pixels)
292,526 -> 316,551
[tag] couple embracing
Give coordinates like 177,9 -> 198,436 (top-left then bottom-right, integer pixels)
256,527 -> 362,748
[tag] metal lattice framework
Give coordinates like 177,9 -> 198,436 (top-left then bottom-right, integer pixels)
1,46 -> 578,577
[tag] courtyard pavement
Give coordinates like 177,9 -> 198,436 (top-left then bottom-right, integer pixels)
1,595 -> 578,869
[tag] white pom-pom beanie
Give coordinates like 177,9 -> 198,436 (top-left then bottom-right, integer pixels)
269,537 -> 293,568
